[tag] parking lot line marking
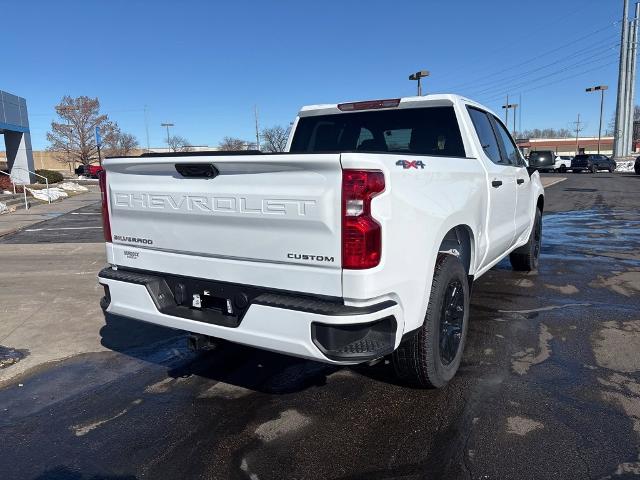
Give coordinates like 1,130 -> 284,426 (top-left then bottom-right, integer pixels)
70,212 -> 100,215
542,177 -> 567,188
24,227 -> 102,232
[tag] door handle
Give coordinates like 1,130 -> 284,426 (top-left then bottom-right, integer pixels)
492,180 -> 503,188
517,178 -> 525,185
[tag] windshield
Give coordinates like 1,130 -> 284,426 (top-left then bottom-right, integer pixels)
290,106 -> 466,157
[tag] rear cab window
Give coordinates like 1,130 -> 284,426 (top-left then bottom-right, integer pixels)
290,106 -> 466,157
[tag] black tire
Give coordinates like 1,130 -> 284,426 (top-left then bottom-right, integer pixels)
608,166 -> 614,173
559,165 -> 567,173
590,164 -> 597,174
393,254 -> 470,388
510,207 -> 542,271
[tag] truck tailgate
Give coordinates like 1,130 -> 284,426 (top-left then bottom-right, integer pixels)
104,154 -> 342,282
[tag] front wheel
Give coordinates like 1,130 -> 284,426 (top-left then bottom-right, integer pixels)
510,207 -> 542,271
393,254 -> 470,388
590,164 -> 597,174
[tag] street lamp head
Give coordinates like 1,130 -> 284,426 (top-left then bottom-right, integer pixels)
586,85 -> 608,92
160,123 -> 175,127
409,70 -> 430,80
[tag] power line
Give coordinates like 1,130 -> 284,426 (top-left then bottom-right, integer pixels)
436,21 -> 619,91
479,60 -> 618,105
467,47 -> 618,99
446,37 -> 618,93
434,7 -> 611,84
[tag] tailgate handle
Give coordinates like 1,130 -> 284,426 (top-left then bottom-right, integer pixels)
175,163 -> 219,178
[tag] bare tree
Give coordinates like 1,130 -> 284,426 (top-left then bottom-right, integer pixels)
606,105 -> 640,136
167,135 -> 193,152
218,136 -> 248,151
515,128 -> 573,139
260,125 -> 290,152
102,123 -> 139,157
47,96 -> 110,166
47,96 -> 138,165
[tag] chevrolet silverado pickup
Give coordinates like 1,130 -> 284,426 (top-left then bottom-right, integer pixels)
98,94 -> 544,388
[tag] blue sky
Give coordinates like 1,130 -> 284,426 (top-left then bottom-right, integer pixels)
1,0 -> 625,149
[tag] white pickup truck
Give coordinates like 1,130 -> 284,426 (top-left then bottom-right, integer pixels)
98,94 -> 544,388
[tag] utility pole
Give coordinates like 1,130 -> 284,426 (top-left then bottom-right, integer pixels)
586,85 -> 608,154
613,0 -> 630,159
161,123 -> 174,151
502,99 -> 518,135
519,93 -> 522,135
409,70 -> 430,96
572,114 -> 584,156
144,105 -> 150,153
625,3 -> 640,155
504,94 -> 509,125
254,105 -> 260,151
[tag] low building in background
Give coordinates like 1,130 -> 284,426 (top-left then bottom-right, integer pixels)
1,146 -> 221,173
517,137 -> 614,156
515,136 -> 639,157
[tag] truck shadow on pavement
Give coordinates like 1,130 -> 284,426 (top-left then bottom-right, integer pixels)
33,465 -> 137,480
99,312 -> 343,395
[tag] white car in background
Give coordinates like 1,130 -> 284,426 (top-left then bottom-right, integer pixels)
554,155 -> 572,173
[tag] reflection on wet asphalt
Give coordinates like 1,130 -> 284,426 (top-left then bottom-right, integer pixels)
1,174 -> 640,480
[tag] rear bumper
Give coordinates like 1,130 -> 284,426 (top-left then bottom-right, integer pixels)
98,267 -> 403,364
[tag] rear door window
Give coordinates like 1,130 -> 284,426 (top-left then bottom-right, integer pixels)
467,107 -> 502,164
290,106 -> 466,157
491,117 -> 521,166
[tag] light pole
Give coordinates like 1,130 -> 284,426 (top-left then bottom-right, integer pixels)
161,123 -> 174,151
586,85 -> 608,154
409,70 -> 430,96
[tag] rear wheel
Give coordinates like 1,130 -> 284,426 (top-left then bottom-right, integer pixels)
510,208 -> 542,271
608,166 -> 614,173
393,254 -> 470,388
590,164 -> 597,174
559,165 -> 567,173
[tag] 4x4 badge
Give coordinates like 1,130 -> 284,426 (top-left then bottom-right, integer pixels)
396,160 -> 425,169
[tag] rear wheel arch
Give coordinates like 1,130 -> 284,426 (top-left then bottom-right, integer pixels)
437,225 -> 475,276
536,195 -> 544,213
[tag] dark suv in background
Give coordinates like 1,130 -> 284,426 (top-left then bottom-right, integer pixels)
635,156 -> 640,174
527,150 -> 555,172
571,154 -> 616,173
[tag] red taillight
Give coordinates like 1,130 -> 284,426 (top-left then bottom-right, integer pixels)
337,98 -> 400,111
342,170 -> 385,269
98,170 -> 112,243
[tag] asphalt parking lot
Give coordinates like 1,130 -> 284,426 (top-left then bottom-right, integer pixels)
1,172 -> 639,480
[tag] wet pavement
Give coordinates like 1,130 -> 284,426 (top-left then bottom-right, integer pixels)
1,173 -> 639,479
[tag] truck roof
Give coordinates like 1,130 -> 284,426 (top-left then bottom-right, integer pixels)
298,93 -> 497,118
